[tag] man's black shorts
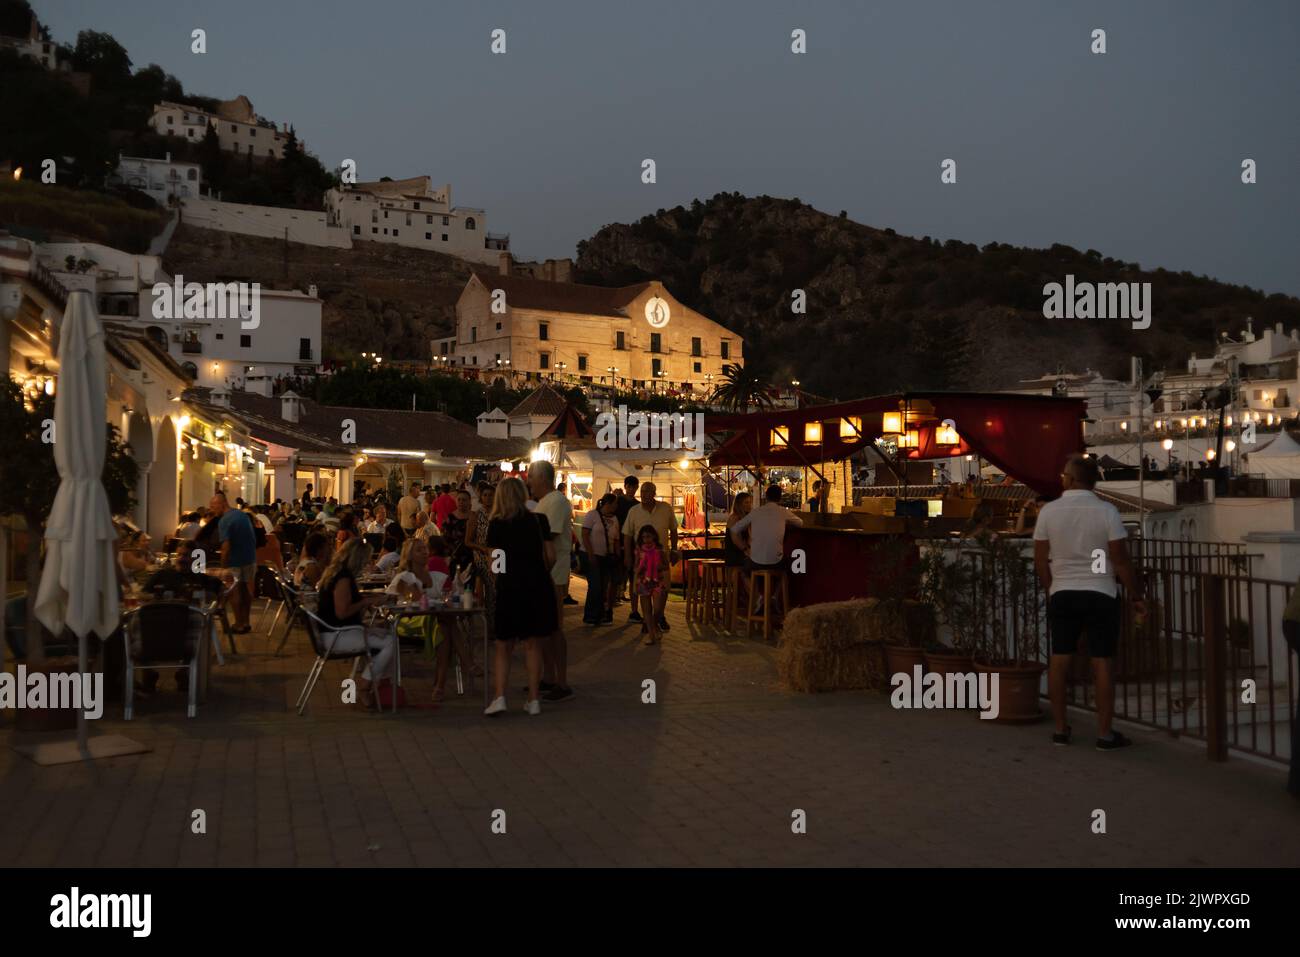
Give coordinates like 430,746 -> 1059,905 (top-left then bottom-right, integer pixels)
1048,590 -> 1120,657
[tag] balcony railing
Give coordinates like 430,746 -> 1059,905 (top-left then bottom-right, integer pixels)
181,340 -> 202,355
927,540 -> 1294,765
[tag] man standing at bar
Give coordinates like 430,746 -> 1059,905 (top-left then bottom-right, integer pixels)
1034,454 -> 1145,751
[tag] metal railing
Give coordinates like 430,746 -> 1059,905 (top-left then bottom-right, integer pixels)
927,540 -> 1295,766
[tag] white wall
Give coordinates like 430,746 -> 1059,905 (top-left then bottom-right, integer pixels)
181,198 -> 352,248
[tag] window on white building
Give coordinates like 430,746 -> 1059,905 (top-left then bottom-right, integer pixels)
240,334 -> 251,347
539,323 -> 549,341
441,234 -> 448,242
426,215 -> 432,224
465,217 -> 477,230
425,232 -> 432,240
187,168 -> 197,180
540,353 -> 550,370
578,355 -> 588,372
442,216 -> 449,225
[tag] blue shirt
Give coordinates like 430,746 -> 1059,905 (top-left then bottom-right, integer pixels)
218,509 -> 257,567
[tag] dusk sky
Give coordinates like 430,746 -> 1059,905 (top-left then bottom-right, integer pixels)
38,0 -> 1300,295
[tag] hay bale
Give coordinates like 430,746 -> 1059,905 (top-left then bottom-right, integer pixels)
783,598 -> 880,651
778,641 -> 887,693
778,598 -> 889,692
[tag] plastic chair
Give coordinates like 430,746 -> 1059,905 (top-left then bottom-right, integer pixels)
295,608 -> 383,715
123,600 -> 203,719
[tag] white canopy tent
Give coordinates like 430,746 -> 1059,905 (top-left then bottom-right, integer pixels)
1242,430 -> 1300,479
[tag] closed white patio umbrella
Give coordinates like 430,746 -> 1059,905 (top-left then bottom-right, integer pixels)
25,290 -> 146,763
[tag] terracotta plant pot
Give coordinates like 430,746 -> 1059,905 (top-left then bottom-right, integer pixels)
973,660 -> 1046,723
884,644 -> 927,682
923,649 -> 974,680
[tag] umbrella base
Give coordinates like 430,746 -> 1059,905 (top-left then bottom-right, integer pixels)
11,734 -> 151,766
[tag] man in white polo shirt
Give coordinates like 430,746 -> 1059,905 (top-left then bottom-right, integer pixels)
1034,454 -> 1145,752
622,481 -> 677,631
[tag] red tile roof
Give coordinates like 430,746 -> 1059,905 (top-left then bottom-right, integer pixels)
227,392 -> 528,460
468,271 -> 649,319
508,385 -> 570,420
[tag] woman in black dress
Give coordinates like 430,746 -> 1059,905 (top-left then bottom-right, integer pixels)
484,477 -> 557,716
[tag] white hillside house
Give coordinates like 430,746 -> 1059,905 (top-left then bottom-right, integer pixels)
325,176 -> 508,265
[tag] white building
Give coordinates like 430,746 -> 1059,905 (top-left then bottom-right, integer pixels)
32,241 -> 322,393
0,12 -> 68,72
324,176 -> 507,265
109,152 -> 203,206
150,96 -> 296,160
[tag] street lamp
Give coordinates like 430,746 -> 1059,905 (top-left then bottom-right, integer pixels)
607,366 -> 619,389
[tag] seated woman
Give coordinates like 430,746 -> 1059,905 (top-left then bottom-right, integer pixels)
316,538 -> 398,710
335,511 -> 359,549
257,522 -> 286,572
385,539 -> 455,702
426,537 -> 452,577
293,532 -> 332,589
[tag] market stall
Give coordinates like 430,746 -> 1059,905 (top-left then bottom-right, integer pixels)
703,392 -> 1087,606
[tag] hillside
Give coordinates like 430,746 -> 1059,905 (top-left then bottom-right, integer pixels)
163,224 -> 473,360
575,193 -> 1300,399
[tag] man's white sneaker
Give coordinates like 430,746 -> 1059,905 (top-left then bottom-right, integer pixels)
484,696 -> 507,716
525,699 -> 541,716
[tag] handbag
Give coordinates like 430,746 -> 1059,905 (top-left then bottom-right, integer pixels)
374,678 -> 407,709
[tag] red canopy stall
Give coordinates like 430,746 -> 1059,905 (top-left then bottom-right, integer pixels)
703,392 -> 1086,606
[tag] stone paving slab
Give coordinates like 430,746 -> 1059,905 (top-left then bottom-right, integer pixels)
0,583 -> 1296,867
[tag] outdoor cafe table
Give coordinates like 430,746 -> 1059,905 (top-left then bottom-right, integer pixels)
365,597 -> 490,709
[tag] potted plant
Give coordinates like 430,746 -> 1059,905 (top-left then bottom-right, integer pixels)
917,545 -> 977,679
873,537 -> 934,678
963,531 -> 1046,722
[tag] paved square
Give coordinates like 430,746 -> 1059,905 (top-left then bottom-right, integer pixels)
1,581 -> 1296,867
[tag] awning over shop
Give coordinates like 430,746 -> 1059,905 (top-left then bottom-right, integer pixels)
705,392 -> 1086,497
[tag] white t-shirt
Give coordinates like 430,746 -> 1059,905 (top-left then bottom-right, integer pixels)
1033,489 -> 1128,597
376,550 -> 401,573
535,490 -> 573,586
622,501 -> 676,552
582,509 -> 617,557
730,502 -> 803,565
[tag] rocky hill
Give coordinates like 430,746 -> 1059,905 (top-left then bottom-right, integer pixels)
575,193 -> 1300,399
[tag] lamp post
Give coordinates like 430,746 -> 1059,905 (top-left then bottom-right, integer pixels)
607,366 -> 619,391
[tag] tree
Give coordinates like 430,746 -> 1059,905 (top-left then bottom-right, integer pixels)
710,362 -> 772,414
0,377 -> 138,664
72,29 -> 133,90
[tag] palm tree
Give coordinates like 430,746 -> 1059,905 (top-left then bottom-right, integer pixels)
710,363 -> 773,414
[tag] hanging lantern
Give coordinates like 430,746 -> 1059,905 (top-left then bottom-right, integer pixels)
770,425 -> 789,450
898,429 -> 920,449
804,421 -> 823,443
934,422 -> 959,446
840,415 -> 862,438
881,411 -> 903,435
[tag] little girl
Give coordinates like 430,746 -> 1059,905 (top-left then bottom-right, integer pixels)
634,525 -> 670,645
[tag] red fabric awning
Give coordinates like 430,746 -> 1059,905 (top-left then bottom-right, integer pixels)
704,392 -> 1086,497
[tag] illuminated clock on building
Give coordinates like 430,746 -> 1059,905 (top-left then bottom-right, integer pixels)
645,296 -> 670,329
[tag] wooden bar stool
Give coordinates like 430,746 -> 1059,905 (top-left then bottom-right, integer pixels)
698,559 -> 727,626
739,568 -> 790,642
682,557 -> 705,623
